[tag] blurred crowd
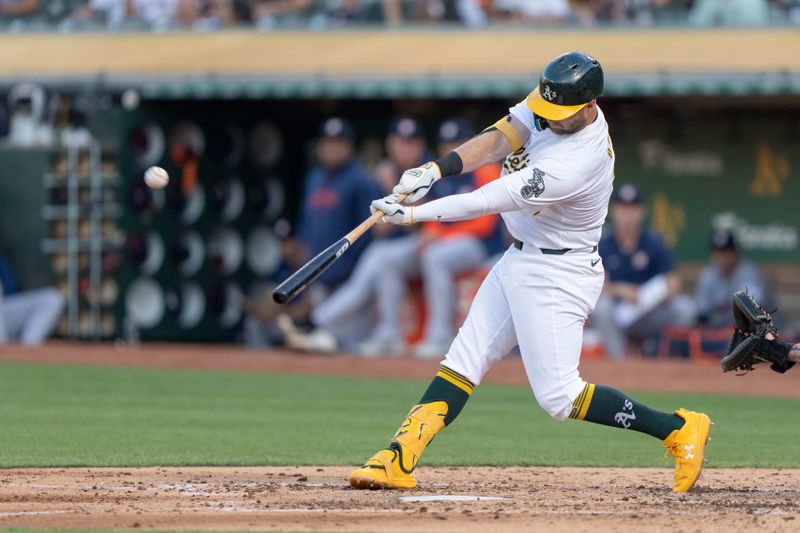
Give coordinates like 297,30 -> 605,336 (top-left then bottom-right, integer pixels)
240,114 -> 797,360
0,0 -> 798,30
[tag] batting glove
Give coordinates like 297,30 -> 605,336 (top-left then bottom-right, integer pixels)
370,194 -> 415,225
392,162 -> 441,204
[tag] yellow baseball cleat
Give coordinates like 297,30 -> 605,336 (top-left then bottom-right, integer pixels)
348,447 -> 417,490
663,408 -> 712,493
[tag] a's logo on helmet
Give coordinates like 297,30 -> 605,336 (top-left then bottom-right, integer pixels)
541,85 -> 558,102
520,168 -> 546,199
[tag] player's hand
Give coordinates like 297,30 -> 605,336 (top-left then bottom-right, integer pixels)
393,162 -> 441,204
610,283 -> 639,304
370,194 -> 415,225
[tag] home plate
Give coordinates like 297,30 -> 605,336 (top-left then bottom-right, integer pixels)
399,495 -> 511,502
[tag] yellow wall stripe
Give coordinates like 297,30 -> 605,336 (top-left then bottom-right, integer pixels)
0,31 -> 794,77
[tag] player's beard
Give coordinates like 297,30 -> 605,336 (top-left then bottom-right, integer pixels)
549,106 -> 595,135
549,122 -> 579,135
549,117 -> 585,135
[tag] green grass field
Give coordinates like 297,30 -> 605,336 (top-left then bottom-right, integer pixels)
1,361 -> 798,469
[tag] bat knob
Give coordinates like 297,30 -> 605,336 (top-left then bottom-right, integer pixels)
272,291 -> 289,305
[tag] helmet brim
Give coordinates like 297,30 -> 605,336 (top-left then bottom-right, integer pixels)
526,87 -> 587,121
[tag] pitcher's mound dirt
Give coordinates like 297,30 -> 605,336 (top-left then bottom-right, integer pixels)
2,466 -> 798,532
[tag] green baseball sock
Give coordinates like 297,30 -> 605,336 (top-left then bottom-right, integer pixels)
418,366 -> 474,425
569,384 -> 684,440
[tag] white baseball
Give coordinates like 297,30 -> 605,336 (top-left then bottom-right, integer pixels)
144,166 -> 169,189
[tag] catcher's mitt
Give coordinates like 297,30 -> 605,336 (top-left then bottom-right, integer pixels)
720,291 -> 795,373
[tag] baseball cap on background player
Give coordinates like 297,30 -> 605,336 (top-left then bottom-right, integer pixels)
527,51 -> 604,122
612,183 -> 645,205
710,228 -> 738,252
319,117 -> 356,142
437,117 -> 475,144
387,115 -> 424,139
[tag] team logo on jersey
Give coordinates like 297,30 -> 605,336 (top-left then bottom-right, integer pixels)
503,147 -> 530,174
520,168 -> 545,199
542,85 -> 558,102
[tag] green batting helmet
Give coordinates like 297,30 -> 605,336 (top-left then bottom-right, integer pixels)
527,51 -> 604,121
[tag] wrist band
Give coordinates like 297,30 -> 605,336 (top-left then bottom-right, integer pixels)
434,151 -> 463,178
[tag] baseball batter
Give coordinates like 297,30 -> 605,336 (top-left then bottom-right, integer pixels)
348,52 -> 712,493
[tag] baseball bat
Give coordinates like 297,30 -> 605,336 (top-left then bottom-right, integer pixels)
272,194 -> 407,304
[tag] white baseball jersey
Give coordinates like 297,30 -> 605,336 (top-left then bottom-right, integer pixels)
407,98 -> 615,420
500,101 -> 615,250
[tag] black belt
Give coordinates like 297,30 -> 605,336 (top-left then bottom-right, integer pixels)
513,239 -> 597,255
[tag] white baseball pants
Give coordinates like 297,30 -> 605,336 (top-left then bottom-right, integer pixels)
442,245 -> 604,420
0,287 -> 64,346
313,234 -> 486,345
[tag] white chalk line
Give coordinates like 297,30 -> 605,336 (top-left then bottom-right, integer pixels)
211,506 -> 794,517
0,510 -> 74,517
400,495 -> 511,502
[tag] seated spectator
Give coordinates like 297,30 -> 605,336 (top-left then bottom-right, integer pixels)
690,0 -> 769,26
0,251 -> 64,346
324,0 -> 368,27
254,0 -> 312,29
592,184 -> 695,359
695,228 -> 776,328
567,0 -> 625,26
282,115 -> 430,354
0,0 -> 39,19
73,0 -> 187,30
491,0 -> 571,24
243,117 -> 379,349
356,0 -> 485,26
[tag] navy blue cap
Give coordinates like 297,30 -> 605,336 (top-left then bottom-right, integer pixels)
613,183 -> 644,205
437,118 -> 475,144
387,115 -> 424,139
319,117 -> 355,141
710,228 -> 737,251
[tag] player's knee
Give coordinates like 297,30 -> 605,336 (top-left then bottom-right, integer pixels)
532,377 -> 586,421
40,287 -> 65,313
590,296 -> 613,324
420,245 -> 446,271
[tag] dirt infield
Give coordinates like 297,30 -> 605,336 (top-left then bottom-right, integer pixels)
2,466 -> 799,532
1,342 -> 799,531
0,341 -> 798,397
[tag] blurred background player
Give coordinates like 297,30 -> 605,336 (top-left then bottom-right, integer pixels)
695,228 -> 776,329
0,249 -> 63,346
280,115 -> 430,354
295,117 -> 380,291
363,117 -> 501,358
592,183 -> 695,359
243,117 -> 379,349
